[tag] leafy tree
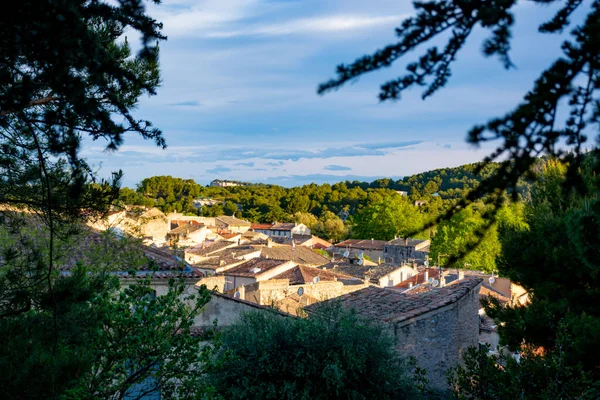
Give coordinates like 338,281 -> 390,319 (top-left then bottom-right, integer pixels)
449,342 -> 594,400
0,1 -> 219,398
312,211 -> 348,242
488,159 -> 600,372
205,304 -> 423,399
430,203 -> 507,272
292,211 -> 319,229
449,158 -> 600,397
350,195 -> 426,240
223,200 -> 239,216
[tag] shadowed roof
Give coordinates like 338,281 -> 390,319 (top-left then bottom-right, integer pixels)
306,278 -> 483,324
272,265 -> 361,285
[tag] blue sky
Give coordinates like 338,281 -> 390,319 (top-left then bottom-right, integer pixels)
84,0 -> 581,187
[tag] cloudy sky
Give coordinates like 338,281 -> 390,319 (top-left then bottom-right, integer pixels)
84,0 -> 579,187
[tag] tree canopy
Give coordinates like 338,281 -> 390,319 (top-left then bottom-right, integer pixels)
205,304 -> 424,399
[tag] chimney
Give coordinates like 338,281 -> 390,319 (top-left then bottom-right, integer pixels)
458,270 -> 465,280
267,238 -> 273,248
363,274 -> 370,285
440,275 -> 446,288
408,282 -> 413,289
423,269 -> 429,283
371,238 -> 374,243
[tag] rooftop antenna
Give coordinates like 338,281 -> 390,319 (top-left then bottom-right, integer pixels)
297,287 -> 304,296
313,276 -> 320,284
432,279 -> 440,287
357,258 -> 364,266
343,248 -> 349,258
233,291 -> 241,299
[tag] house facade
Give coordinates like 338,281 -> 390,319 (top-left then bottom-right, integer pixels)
250,222 -> 311,238
383,238 -> 431,265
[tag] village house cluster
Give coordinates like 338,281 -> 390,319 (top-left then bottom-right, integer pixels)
90,207 -> 528,391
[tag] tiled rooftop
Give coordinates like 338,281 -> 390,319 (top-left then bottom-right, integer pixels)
334,239 -> 387,250
260,246 -> 329,266
215,216 -> 251,226
271,265 -> 360,285
306,278 -> 483,324
222,258 -> 291,277
320,262 -> 404,281
270,222 -> 296,231
250,223 -> 272,230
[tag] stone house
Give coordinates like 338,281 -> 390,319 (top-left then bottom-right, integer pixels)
305,278 -> 483,393
383,238 -> 431,265
215,216 -> 251,233
333,239 -> 387,261
320,262 -> 418,288
218,258 -> 298,291
166,223 -> 207,246
251,222 -> 311,238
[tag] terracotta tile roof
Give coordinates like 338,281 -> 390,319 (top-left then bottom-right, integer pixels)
251,223 -> 273,230
334,239 -> 387,251
221,258 -> 291,277
271,265 -> 360,285
260,246 -> 329,266
305,278 -> 483,324
395,268 -> 441,289
215,216 -> 251,226
320,262 -> 403,282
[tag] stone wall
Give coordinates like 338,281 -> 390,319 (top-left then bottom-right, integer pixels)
393,281 -> 481,392
243,279 -> 368,307
383,243 -> 429,265
196,275 -> 226,292
195,292 -> 291,327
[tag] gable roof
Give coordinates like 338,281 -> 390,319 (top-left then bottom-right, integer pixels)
305,278 -> 483,324
221,258 -> 292,277
271,265 -> 360,285
271,222 -> 297,231
215,216 -> 251,227
260,246 -> 329,266
320,262 -> 405,282
334,239 -> 387,251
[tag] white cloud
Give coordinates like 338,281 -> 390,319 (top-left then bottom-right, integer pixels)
206,14 -> 407,38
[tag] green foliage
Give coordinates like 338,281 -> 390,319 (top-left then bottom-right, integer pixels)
0,219 -> 214,399
430,203 -> 513,272
206,303 -> 422,399
450,158 -> 600,397
489,159 -> 600,371
0,0 -> 165,220
350,194 -> 427,241
449,341 -> 593,400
